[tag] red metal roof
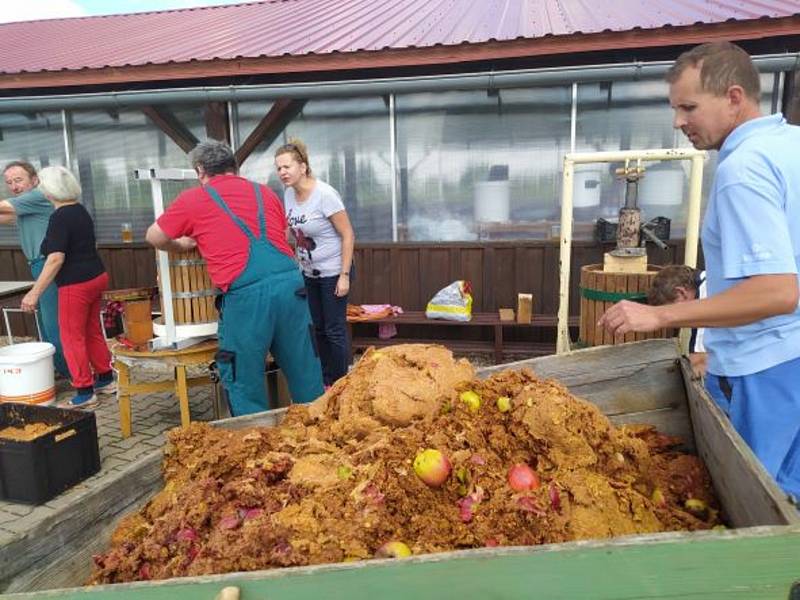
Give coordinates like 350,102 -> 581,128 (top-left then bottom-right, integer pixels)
0,0 -> 798,84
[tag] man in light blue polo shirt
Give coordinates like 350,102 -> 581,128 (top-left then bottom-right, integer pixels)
599,41 -> 800,502
0,161 -> 68,377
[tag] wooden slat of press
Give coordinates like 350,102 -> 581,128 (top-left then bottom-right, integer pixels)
180,252 -> 192,324
583,267 -> 594,347
622,273 -> 635,343
173,255 -> 186,325
168,258 -> 181,324
613,272 -> 627,345
196,260 -> 208,323
589,268 -> 603,346
188,256 -> 200,323
579,266 -> 587,345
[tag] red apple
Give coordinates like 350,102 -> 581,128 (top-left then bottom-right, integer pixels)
413,449 -> 452,487
507,463 -> 540,492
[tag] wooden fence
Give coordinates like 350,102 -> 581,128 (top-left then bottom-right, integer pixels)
0,240 -> 688,342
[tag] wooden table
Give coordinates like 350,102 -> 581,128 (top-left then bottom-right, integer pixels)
111,339 -> 217,438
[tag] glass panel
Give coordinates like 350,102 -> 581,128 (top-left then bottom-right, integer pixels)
0,111 -> 66,245
236,97 -> 392,242
575,73 -> 777,240
68,105 -> 206,243
395,87 -> 572,241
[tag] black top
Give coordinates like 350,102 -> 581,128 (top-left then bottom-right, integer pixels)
40,203 -> 105,287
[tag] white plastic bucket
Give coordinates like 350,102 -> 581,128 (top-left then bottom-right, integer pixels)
474,180 -> 510,222
0,342 -> 56,405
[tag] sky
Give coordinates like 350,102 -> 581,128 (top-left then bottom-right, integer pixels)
0,0 -> 263,23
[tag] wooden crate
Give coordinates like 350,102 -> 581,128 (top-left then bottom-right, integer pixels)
2,340 -> 798,599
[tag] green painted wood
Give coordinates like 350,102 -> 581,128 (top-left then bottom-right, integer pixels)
7,526 -> 800,599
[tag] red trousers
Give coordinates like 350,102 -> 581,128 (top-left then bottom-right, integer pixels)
58,272 -> 112,389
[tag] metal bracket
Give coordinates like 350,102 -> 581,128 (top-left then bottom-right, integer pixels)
2,307 -> 43,345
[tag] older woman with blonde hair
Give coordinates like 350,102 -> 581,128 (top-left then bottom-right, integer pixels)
21,166 -> 114,408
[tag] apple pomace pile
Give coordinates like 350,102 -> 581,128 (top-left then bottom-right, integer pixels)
91,344 -> 720,584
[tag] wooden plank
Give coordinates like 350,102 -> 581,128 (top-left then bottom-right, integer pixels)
141,106 -> 199,154
680,359 -> 800,527
234,99 -> 306,166
0,453 -> 163,593
8,526 -> 800,599
204,101 -> 229,143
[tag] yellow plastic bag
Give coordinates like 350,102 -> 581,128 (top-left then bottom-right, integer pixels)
425,281 -> 473,322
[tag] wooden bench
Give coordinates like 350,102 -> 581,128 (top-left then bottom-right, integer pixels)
348,311 -> 578,364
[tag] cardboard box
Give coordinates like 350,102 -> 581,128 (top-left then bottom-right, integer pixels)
498,308 -> 515,322
516,293 -> 533,324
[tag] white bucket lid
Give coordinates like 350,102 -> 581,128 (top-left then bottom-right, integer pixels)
0,342 -> 56,364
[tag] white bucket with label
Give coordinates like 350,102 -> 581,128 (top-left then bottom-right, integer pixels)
0,342 -> 56,405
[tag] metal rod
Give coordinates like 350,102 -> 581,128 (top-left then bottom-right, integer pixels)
0,54 -> 795,112
389,93 -> 398,243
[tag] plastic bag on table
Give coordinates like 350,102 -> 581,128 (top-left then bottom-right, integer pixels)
425,280 -> 473,322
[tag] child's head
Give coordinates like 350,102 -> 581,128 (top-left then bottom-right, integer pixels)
648,265 -> 699,305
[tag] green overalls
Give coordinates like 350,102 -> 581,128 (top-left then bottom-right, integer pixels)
206,182 -> 324,415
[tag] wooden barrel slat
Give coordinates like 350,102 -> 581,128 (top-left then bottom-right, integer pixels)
578,264 -> 665,348
160,250 -> 218,326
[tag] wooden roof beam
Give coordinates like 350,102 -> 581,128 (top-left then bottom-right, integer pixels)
234,99 -> 306,166
141,105 -> 199,154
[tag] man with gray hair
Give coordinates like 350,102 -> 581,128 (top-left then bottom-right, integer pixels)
146,140 -> 324,415
0,160 -> 68,377
599,41 -> 800,501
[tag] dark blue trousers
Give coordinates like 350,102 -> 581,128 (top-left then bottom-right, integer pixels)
304,273 -> 350,386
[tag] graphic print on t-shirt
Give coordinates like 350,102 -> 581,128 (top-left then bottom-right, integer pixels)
287,211 -> 316,264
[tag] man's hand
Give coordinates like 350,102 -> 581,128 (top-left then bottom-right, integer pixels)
688,352 -> 708,379
172,236 -> 197,252
20,290 -> 40,313
598,300 -> 664,336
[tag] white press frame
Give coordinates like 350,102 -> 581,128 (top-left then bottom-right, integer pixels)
133,167 -> 215,350
556,148 -> 707,355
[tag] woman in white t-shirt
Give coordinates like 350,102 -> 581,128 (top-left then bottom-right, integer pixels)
275,139 -> 355,387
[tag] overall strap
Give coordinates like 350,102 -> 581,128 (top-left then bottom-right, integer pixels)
251,182 -> 268,241
204,184 -> 256,242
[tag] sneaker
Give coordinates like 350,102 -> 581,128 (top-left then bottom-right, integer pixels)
94,379 -> 117,395
61,392 -> 98,410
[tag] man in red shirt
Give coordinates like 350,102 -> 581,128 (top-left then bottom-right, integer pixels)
146,140 -> 323,415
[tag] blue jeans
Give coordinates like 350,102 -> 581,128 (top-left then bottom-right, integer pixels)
304,273 -> 351,386
29,258 -> 69,377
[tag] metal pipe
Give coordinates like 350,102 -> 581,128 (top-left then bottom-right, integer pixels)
0,54 -> 796,112
389,93 -> 398,243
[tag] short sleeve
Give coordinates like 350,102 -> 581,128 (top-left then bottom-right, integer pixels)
156,190 -> 194,239
9,190 -> 50,217
319,185 -> 345,218
714,180 -> 797,279
42,211 -> 68,255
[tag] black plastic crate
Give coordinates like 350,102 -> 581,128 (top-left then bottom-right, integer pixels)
0,403 -> 101,504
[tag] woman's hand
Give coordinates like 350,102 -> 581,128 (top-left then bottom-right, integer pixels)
21,290 -> 40,313
335,274 -> 350,297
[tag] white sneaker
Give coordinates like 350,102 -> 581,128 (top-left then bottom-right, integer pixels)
94,379 -> 117,395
